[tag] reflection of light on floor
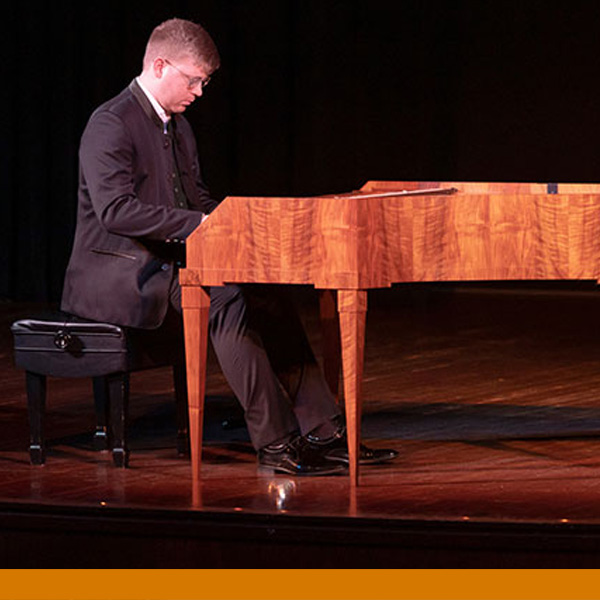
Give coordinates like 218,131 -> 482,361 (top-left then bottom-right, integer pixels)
268,479 -> 297,511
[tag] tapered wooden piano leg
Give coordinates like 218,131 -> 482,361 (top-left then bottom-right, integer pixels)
182,285 -> 211,484
319,289 -> 341,401
337,289 -> 367,487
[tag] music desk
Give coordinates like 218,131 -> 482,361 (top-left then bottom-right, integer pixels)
180,180 -> 600,486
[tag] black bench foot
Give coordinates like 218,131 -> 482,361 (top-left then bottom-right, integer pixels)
29,444 -> 45,465
112,448 -> 129,468
94,427 -> 109,451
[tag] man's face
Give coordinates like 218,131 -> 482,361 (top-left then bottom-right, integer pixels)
155,56 -> 211,114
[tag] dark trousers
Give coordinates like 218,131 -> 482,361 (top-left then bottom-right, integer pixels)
171,280 -> 340,449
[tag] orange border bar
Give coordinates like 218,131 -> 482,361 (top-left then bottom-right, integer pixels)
1,569 -> 598,600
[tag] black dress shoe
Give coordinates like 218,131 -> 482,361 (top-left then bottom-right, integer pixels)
307,427 -> 398,465
258,435 -> 347,476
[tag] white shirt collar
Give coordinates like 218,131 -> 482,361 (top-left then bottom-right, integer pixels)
136,76 -> 170,126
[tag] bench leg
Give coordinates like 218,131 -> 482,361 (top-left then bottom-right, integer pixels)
108,372 -> 129,468
26,371 -> 46,465
92,376 -> 110,451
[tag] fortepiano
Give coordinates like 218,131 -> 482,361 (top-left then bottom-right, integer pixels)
180,180 -> 600,485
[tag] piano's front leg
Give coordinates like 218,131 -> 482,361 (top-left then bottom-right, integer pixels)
181,284 -> 211,485
337,289 -> 368,486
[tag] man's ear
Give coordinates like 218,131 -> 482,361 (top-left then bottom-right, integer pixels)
152,57 -> 166,79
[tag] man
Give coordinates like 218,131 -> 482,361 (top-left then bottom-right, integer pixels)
62,18 -> 396,475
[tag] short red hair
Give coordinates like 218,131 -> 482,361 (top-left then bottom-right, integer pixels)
143,18 -> 220,73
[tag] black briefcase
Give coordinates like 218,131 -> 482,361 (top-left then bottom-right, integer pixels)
11,312 -> 185,378
11,314 -> 129,378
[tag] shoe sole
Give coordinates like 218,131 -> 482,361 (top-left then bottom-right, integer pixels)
327,452 -> 399,466
257,464 -> 347,476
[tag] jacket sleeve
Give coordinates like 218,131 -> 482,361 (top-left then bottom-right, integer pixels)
79,109 -> 204,241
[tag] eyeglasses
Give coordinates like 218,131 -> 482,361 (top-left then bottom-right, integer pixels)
164,59 -> 211,90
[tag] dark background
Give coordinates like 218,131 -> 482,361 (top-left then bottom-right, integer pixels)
3,0 -> 600,303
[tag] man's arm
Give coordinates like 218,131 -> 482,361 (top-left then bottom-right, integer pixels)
80,110 -> 203,241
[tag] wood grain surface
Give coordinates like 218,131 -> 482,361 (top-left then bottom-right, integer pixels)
181,181 -> 600,290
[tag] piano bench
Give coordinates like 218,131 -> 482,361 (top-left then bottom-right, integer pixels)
11,314 -> 189,468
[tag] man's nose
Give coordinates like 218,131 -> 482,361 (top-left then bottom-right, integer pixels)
191,82 -> 204,97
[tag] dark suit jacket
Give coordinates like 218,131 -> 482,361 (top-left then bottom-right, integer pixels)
61,80 -> 218,328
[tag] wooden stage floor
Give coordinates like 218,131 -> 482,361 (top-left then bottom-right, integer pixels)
3,284 -> 600,567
